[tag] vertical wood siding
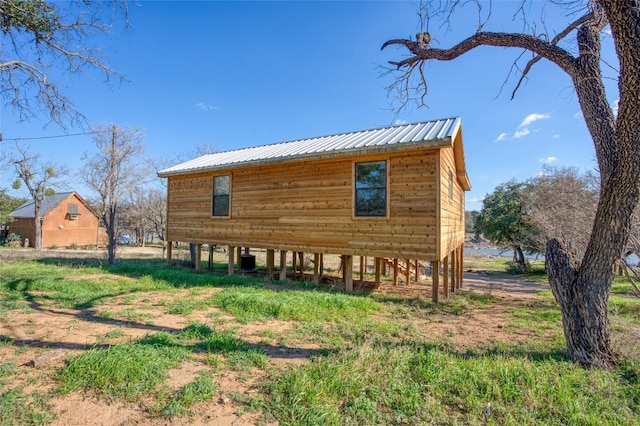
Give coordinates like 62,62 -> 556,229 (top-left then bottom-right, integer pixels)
7,218 -> 35,246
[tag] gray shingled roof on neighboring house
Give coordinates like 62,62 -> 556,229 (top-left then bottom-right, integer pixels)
10,192 -> 75,218
158,117 -> 462,177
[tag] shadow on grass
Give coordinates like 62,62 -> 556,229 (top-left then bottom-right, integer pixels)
0,327 -> 333,363
4,257 -> 576,368
36,257 -> 266,290
36,257 -> 392,304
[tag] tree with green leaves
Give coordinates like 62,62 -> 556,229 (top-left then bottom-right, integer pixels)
0,0 -> 127,128
0,188 -> 27,227
383,0 -> 639,368
474,181 -> 538,270
11,144 -> 67,250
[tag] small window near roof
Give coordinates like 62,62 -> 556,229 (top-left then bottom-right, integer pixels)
212,175 -> 230,217
355,161 -> 387,217
68,203 -> 79,220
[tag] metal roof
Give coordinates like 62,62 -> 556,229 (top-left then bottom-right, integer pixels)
158,117 -> 461,177
10,192 -> 75,218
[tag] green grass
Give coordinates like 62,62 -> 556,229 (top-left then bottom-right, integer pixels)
0,362 -> 15,388
290,319 -> 416,349
262,343 -> 640,425
0,256 -> 638,424
610,296 -> 640,325
0,387 -> 54,426
0,261 -> 171,309
0,259 -> 264,311
58,332 -> 190,400
465,255 -> 547,281
113,308 -> 156,322
167,298 -> 207,315
156,375 -> 218,417
612,275 -> 640,296
208,286 -> 379,322
99,329 -> 125,342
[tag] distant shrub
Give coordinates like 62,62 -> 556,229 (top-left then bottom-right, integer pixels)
6,233 -> 21,247
48,245 -> 59,250
69,243 -> 79,250
7,233 -> 21,243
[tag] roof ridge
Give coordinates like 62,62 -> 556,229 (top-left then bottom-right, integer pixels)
201,117 -> 461,158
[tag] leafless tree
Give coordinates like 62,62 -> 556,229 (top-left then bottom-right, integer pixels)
524,167 -> 600,260
120,186 -> 165,247
142,188 -> 167,244
80,125 -> 145,264
382,1 -> 639,368
0,0 -> 128,128
152,143 -> 218,263
10,144 -> 68,250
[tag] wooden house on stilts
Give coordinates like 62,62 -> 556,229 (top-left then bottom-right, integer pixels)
158,117 -> 471,302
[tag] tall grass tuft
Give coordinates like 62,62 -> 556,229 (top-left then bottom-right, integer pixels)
58,332 -> 189,400
208,286 -> 379,322
159,375 -> 218,417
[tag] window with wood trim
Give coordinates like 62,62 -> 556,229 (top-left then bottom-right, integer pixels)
355,161 -> 387,217
212,175 -> 230,217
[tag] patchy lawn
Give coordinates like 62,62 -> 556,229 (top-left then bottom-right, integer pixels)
0,247 -> 638,425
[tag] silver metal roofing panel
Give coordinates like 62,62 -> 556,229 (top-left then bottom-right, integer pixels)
158,117 -> 461,177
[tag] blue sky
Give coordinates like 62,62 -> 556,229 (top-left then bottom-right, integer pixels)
1,1 -> 618,210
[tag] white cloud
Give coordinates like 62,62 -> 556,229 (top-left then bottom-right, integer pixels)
494,132 -> 508,142
195,102 -> 218,111
513,128 -> 531,139
394,119 -> 407,125
612,99 -> 619,117
519,112 -> 551,128
552,134 -> 561,139
573,111 -> 584,119
539,156 -> 558,164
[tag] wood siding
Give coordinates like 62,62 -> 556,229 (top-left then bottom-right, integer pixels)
8,194 -> 107,248
438,145 -> 465,259
167,150 -> 439,259
7,218 -> 35,247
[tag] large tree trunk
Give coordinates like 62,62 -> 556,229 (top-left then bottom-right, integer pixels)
34,217 -> 42,251
545,1 -> 640,368
513,245 -> 526,269
546,239 -> 615,368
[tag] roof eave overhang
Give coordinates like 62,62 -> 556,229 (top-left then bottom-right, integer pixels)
452,127 -> 471,191
157,138 -> 453,178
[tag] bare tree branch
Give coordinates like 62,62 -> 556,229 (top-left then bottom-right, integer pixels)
0,0 -> 128,129
511,11 -> 595,99
10,143 -> 69,250
80,124 -> 145,263
382,31 -> 577,74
